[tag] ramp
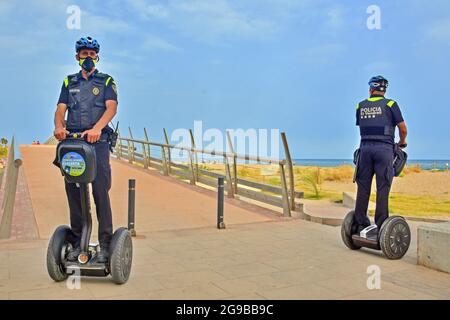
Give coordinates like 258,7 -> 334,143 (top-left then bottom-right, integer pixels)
20,145 -> 279,239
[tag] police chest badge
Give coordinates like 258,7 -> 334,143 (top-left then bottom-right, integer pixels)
92,87 -> 100,96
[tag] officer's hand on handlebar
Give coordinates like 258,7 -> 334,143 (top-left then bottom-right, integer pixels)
81,127 -> 102,143
54,127 -> 69,141
397,141 -> 408,149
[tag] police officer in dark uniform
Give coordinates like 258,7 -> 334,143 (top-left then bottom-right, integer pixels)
354,76 -> 407,233
53,37 -> 118,263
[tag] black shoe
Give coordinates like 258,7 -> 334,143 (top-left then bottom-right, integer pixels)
67,247 -> 81,262
356,225 -> 366,234
96,246 -> 109,263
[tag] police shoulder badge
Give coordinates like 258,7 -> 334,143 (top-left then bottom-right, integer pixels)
92,87 -> 100,95
112,84 -> 117,94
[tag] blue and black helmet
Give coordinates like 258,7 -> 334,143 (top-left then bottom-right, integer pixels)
368,75 -> 388,91
75,36 -> 100,53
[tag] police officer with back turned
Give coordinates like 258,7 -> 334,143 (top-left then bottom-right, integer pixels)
53,37 -> 118,263
354,76 -> 407,233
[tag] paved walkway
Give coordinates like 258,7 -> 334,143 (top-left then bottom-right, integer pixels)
0,219 -> 449,299
18,145 -> 280,240
0,145 -> 448,299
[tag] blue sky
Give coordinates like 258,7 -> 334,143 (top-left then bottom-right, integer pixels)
0,0 -> 449,159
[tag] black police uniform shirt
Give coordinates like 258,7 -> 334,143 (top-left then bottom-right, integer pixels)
356,94 -> 404,145
57,69 -> 117,132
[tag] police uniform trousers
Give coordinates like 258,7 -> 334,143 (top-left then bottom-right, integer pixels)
354,141 -> 394,229
65,139 -> 113,248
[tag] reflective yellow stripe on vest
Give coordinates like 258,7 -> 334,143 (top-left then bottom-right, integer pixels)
367,97 -> 384,102
105,76 -> 112,86
387,100 -> 396,107
64,77 -> 69,88
356,103 -> 360,110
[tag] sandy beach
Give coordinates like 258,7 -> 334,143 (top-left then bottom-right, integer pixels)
199,162 -> 450,219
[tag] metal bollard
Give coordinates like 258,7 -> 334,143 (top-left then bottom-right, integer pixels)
128,179 -> 136,236
217,177 -> 226,229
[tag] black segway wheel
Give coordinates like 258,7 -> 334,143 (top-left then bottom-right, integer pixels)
379,216 -> 411,260
47,225 -> 72,282
110,227 -> 133,284
341,211 -> 361,250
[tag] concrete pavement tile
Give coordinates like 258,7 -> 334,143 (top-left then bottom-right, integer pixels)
82,278 -> 145,299
263,256 -> 324,271
132,262 -> 186,276
339,289 -> 409,300
383,268 -> 450,291
150,283 -> 231,300
8,263 -> 48,280
107,293 -> 150,300
0,267 -> 9,280
315,273 -> 374,297
0,277 -> 58,293
127,275 -> 166,292
381,282 -> 442,300
227,253 -> 282,265
9,286 -> 95,300
269,266 -> 337,286
154,270 -> 227,289
223,293 -> 267,300
244,274 -> 298,291
212,278 -> 263,296
256,283 -> 342,300
176,256 -> 240,272
215,262 -> 279,280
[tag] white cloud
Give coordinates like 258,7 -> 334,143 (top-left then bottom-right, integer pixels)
426,19 -> 450,43
325,5 -> 346,29
81,12 -> 133,34
129,0 -> 170,20
126,0 -> 278,43
0,1 -> 13,17
172,0 -> 277,42
298,43 -> 345,65
124,0 -> 350,44
142,35 -> 180,51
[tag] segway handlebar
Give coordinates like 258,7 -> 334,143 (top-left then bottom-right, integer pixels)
65,132 -> 86,140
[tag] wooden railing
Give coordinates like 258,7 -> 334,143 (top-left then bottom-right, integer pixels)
113,127 -> 303,217
0,137 -> 22,239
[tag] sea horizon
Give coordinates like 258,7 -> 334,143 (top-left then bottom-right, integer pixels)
292,159 -> 450,170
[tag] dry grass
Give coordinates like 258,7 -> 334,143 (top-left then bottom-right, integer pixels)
401,164 -> 422,176
198,162 -> 449,218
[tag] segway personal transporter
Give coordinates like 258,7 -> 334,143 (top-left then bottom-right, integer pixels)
47,133 -> 132,284
341,144 -> 411,260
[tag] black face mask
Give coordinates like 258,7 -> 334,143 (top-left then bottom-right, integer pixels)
79,57 -> 96,72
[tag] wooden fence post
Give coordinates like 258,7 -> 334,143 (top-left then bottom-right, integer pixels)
0,137 -> 23,239
128,127 -> 136,163
143,127 -> 151,167
224,156 -> 234,198
189,129 -> 199,181
279,162 -> 291,217
226,131 -> 238,194
163,128 -> 172,174
281,132 -> 296,211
